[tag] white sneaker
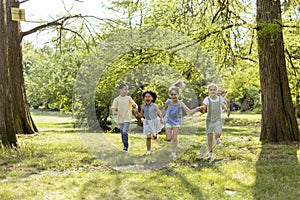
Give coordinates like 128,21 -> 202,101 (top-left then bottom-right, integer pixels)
146,151 -> 151,156
216,138 -> 222,147
207,152 -> 213,159
171,152 -> 176,159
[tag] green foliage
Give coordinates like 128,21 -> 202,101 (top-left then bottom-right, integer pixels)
282,3 -> 300,116
23,33 -> 90,112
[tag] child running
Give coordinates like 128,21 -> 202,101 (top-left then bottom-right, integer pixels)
200,83 -> 230,159
135,90 -> 164,156
112,84 -> 138,152
162,80 -> 200,159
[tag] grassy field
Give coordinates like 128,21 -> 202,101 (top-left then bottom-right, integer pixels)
0,111 -> 299,200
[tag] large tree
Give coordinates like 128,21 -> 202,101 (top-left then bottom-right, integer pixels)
256,0 -> 300,143
0,0 -> 37,147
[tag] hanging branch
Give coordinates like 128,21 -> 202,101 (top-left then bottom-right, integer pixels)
285,49 -> 300,76
21,14 -> 124,39
21,14 -> 83,38
20,14 -> 123,52
19,0 -> 30,4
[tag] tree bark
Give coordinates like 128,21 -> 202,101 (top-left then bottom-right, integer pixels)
256,0 -> 300,143
0,0 -> 37,147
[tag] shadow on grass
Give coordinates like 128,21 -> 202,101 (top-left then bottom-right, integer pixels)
79,130 -> 200,171
162,168 -> 204,199
254,144 -> 300,199
78,172 -> 124,200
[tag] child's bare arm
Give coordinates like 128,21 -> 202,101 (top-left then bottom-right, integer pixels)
181,102 -> 200,115
154,104 -> 164,124
200,104 -> 207,114
223,101 -> 230,117
135,106 -> 144,118
161,102 -> 168,117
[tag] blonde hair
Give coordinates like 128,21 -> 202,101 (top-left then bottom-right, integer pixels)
207,83 -> 218,91
207,83 -> 227,96
169,79 -> 185,95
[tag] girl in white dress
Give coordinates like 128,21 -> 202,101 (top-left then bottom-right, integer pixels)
135,90 -> 164,156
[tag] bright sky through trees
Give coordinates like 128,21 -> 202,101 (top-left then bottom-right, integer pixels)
20,0 -> 113,45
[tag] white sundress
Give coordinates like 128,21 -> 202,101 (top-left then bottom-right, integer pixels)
142,103 -> 164,136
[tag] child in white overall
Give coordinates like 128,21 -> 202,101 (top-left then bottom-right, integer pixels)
200,83 -> 230,159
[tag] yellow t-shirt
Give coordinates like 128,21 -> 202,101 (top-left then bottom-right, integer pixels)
112,95 -> 137,123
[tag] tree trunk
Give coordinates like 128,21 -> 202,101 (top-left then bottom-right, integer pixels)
0,0 -> 37,147
256,0 -> 300,143
295,80 -> 300,118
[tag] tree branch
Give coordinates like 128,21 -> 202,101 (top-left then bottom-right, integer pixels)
20,15 -> 84,39
285,49 -> 299,76
282,25 -> 300,29
60,27 -> 90,51
21,20 -> 63,39
169,24 -> 236,53
21,14 -> 123,39
19,0 -> 30,4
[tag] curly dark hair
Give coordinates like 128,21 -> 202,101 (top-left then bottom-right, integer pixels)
142,90 -> 157,103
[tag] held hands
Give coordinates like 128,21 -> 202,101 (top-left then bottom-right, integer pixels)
199,106 -> 205,114
133,106 -> 138,114
160,117 -> 164,125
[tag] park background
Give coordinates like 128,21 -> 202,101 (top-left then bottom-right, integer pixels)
1,0 -> 300,199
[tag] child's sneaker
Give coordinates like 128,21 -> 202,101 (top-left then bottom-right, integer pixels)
216,138 -> 222,147
171,152 -> 176,159
122,148 -> 128,152
207,152 -> 213,159
156,134 -> 159,141
146,151 -> 151,156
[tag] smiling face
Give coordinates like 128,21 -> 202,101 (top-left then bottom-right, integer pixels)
208,85 -> 217,98
169,89 -> 179,100
144,93 -> 153,105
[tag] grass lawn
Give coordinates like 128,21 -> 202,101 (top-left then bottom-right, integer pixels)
0,110 -> 299,200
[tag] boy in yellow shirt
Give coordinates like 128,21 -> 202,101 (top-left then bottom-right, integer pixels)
112,84 -> 138,152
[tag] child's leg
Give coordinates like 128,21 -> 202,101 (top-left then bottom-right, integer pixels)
215,129 -> 222,146
172,127 -> 179,153
119,123 -> 125,148
146,135 -> 151,151
120,122 -> 130,150
207,133 -> 213,153
165,127 -> 172,141
215,131 -> 221,140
